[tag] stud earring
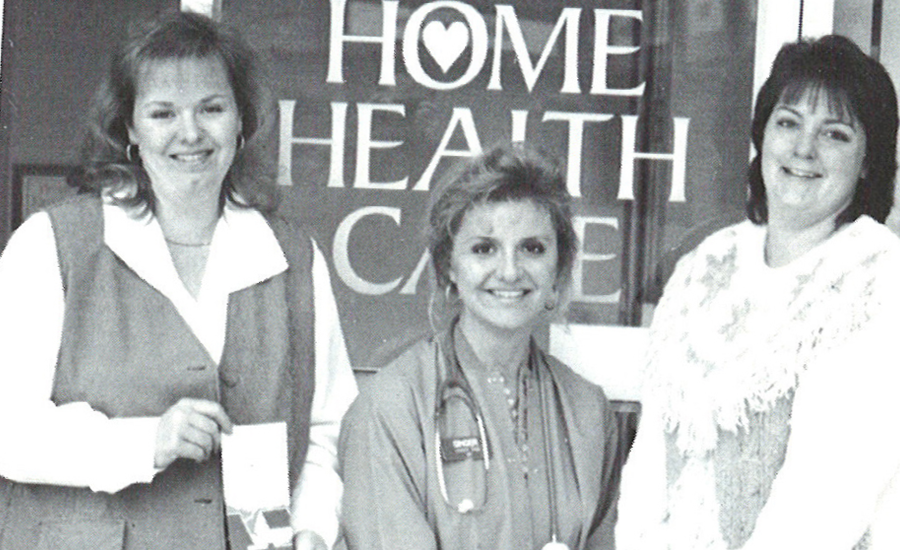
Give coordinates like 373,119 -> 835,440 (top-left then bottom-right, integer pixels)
544,288 -> 560,311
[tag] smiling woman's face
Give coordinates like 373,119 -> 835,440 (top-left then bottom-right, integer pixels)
761,87 -> 867,231
128,56 -> 242,203
449,199 -> 559,340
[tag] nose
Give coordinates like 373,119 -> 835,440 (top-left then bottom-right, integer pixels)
178,111 -> 202,143
497,248 -> 522,281
792,128 -> 817,159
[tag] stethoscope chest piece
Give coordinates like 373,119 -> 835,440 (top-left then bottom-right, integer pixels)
541,542 -> 570,550
456,498 -> 475,514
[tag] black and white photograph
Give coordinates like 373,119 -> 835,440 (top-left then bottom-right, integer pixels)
0,1 -> 899,549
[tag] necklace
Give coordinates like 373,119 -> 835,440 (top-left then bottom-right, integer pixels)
164,238 -> 211,247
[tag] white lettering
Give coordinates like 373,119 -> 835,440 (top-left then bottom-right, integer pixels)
488,6 -> 581,93
571,216 -> 620,303
355,103 -> 408,190
591,10 -> 644,96
543,111 -> 615,197
413,107 -> 483,191
278,100 -> 347,187
510,109 -> 529,142
327,0 -> 399,85
399,250 -> 431,295
618,115 -> 690,201
333,206 -> 404,294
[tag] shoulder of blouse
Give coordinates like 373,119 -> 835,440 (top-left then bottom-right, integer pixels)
358,335 -> 437,405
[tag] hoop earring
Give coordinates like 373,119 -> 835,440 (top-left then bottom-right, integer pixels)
444,283 -> 456,303
126,144 -> 138,163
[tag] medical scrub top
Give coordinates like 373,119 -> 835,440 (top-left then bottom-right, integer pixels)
339,328 -> 620,550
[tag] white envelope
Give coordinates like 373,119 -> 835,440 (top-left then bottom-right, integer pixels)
221,422 -> 291,512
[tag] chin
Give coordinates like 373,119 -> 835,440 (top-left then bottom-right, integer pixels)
486,314 -> 543,335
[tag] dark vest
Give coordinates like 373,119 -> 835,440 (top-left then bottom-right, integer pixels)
0,198 -> 316,550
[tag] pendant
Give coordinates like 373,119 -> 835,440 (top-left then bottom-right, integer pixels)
541,542 -> 570,550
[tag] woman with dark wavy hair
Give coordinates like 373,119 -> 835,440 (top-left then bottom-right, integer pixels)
616,35 -> 900,550
0,12 -> 356,550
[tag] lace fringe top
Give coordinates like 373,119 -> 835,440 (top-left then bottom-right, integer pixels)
643,216 -> 900,456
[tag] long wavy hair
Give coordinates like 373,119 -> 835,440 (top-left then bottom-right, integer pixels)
70,11 -> 279,214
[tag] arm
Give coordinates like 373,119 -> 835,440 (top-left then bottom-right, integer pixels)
742,318 -> 900,550
290,247 -> 359,550
339,372 -> 438,550
0,213 -> 160,492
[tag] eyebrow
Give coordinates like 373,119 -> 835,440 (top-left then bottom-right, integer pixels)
773,104 -> 858,127
137,94 -> 231,106
462,233 -> 554,241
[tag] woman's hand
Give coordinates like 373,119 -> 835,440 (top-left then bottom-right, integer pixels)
293,530 -> 328,550
154,398 -> 233,469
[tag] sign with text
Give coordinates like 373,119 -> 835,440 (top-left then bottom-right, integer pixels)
227,0 -> 755,367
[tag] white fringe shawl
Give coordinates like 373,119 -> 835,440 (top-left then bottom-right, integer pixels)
634,217 -> 900,550
644,218 -> 896,456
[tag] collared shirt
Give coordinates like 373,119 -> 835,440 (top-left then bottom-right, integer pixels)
0,201 -> 358,548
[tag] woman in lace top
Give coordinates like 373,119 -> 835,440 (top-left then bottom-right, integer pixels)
616,35 -> 900,550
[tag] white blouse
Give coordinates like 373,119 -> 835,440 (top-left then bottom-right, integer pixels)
0,202 -> 358,549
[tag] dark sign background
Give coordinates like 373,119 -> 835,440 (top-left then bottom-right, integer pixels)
219,0 -> 755,369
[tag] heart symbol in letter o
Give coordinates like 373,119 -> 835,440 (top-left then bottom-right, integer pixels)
422,21 -> 470,73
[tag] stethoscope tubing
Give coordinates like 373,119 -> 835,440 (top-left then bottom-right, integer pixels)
433,327 -> 563,544
434,336 -> 491,514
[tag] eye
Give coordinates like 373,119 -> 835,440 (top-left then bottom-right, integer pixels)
822,128 -> 853,143
471,241 -> 494,255
148,109 -> 175,120
522,239 -> 547,255
201,103 -> 226,115
773,116 -> 798,129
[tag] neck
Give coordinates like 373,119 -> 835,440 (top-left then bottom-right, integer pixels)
456,314 -> 532,377
156,194 -> 221,246
765,217 -> 838,267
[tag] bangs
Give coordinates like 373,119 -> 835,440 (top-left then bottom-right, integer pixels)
779,79 -> 858,126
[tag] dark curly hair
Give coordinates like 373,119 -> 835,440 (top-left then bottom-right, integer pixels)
747,34 -> 898,226
70,11 -> 278,214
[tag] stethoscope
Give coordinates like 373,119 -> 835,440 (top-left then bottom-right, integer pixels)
433,327 -> 570,550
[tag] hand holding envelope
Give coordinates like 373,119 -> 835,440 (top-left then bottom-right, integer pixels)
222,422 -> 294,550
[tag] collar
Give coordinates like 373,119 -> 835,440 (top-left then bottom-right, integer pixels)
102,199 -> 288,301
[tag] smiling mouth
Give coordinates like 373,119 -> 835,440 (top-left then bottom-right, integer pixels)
487,289 -> 530,299
782,166 -> 822,179
171,151 -> 213,163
